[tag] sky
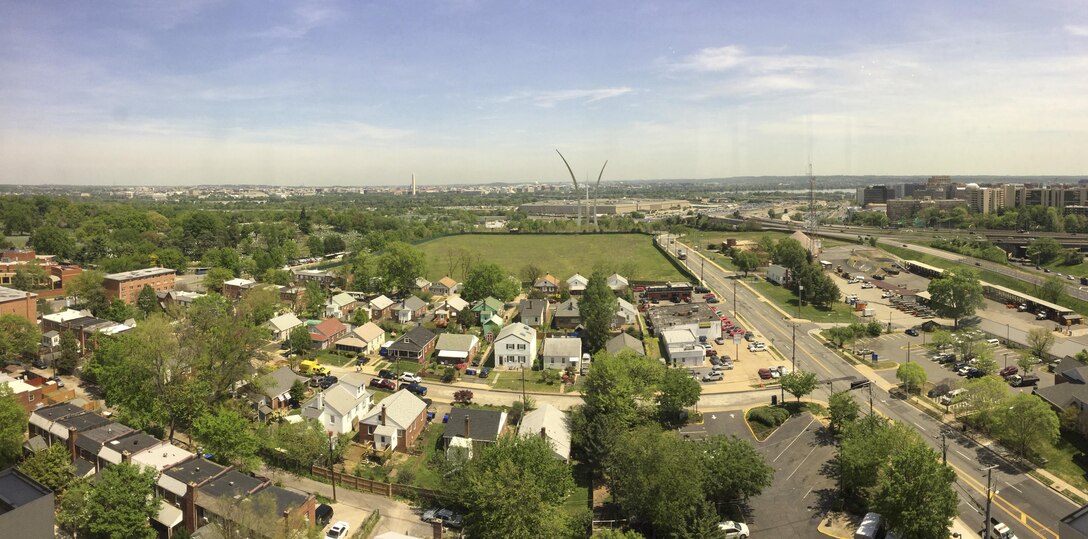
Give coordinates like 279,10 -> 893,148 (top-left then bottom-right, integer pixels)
1,0 -> 1088,186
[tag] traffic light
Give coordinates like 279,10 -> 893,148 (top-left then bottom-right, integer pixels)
849,380 -> 872,390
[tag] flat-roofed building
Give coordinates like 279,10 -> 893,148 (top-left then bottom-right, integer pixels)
104,267 -> 176,304
0,285 -> 37,323
0,468 -> 55,539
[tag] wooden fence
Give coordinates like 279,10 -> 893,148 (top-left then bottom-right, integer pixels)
310,465 -> 442,501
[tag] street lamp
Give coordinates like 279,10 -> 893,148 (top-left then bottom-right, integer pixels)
1003,352 -> 1010,369
797,285 -> 804,317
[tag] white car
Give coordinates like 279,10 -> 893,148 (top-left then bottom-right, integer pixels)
399,372 -> 423,384
719,520 -> 749,539
747,342 -> 766,352
325,521 -> 350,539
860,282 -> 874,289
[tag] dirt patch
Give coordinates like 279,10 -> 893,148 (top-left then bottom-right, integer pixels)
817,512 -> 860,539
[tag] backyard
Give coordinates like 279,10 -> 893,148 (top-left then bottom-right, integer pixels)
415,233 -> 685,282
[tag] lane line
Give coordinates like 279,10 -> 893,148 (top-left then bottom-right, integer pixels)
773,417 -> 818,463
786,445 -> 820,482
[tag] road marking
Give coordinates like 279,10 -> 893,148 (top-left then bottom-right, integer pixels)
773,417 -> 818,463
786,445 -> 819,482
949,461 -> 1059,539
802,487 -> 813,500
956,450 -> 972,460
1005,481 -> 1023,494
912,421 -> 927,432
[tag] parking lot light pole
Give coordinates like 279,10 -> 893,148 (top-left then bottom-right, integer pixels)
907,341 -> 911,363
1003,352 -> 1010,369
797,285 -> 804,317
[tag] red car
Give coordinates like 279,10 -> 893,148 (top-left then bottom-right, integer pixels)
758,368 -> 773,380
998,366 -> 1018,378
369,378 -> 396,391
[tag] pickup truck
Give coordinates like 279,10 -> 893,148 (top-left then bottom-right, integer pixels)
1008,374 -> 1039,387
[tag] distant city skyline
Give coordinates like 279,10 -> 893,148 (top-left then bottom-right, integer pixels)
2,1 -> 1087,186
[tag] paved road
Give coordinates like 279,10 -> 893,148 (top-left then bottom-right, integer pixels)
675,238 -> 1076,539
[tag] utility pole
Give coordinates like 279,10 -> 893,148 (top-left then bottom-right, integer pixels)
937,430 -> 948,465
791,323 -> 797,371
521,366 -> 527,408
328,434 -> 338,502
983,465 -> 998,537
733,277 -> 738,319
907,341 -> 911,363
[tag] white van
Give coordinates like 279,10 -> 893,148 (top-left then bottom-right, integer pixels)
985,338 -> 1000,346
854,512 -> 885,539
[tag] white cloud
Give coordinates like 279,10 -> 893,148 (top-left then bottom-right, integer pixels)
252,2 -> 340,39
499,87 -> 635,107
1066,25 -> 1088,37
674,45 -> 838,74
676,46 -> 745,72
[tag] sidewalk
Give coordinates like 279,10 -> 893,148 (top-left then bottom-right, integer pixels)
260,466 -> 433,538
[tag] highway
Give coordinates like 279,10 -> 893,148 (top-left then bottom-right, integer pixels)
667,236 -> 1077,539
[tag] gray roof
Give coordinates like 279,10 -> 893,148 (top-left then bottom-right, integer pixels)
0,469 -> 52,509
360,390 -> 427,430
387,326 -> 437,353
75,421 -> 134,454
542,337 -> 582,358
253,485 -> 310,517
518,403 -> 570,459
606,333 -> 645,355
518,299 -> 547,317
57,411 -> 112,433
32,402 -> 86,423
443,407 -> 507,442
198,470 -> 265,501
164,458 -> 227,486
556,298 -> 579,318
496,322 -> 535,344
435,333 -> 478,353
400,296 -> 427,311
302,384 -> 368,418
106,431 -> 162,456
257,366 -> 307,399
1035,383 -> 1088,410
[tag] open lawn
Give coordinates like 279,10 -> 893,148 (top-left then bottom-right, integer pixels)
747,278 -> 858,323
313,350 -> 355,367
415,234 -> 684,282
490,370 -> 568,393
4,236 -> 29,247
396,423 -> 446,490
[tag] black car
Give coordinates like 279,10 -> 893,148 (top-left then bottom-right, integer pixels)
744,332 -> 755,342
319,376 -> 338,389
478,367 -> 491,379
905,328 -> 919,336
315,504 -> 334,526
355,357 -> 370,366
32,358 -> 47,369
402,383 -> 428,396
378,369 -> 396,380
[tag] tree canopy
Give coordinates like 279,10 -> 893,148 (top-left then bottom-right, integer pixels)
580,271 -> 619,354
926,268 -> 984,327
0,385 -> 28,469
377,241 -> 426,293
462,262 -> 520,302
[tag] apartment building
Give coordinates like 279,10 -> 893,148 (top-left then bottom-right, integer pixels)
103,267 -> 176,304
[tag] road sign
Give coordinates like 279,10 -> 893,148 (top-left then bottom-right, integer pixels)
850,380 -> 872,390
733,335 -> 742,344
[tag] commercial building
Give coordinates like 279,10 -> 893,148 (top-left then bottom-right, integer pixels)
518,199 -> 691,217
0,285 -> 37,322
104,267 -> 176,304
646,302 -> 723,342
857,185 -> 894,206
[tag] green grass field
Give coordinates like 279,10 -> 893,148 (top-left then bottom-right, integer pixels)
747,278 -> 858,323
415,234 -> 685,282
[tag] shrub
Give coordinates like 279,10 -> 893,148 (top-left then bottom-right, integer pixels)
453,390 -> 474,405
441,367 -> 456,383
747,406 -> 789,428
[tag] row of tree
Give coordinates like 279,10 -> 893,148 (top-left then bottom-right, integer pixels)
731,236 -> 841,308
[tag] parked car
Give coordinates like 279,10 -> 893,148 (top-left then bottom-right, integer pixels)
710,357 -> 722,366
32,358 -> 47,369
703,371 -> 723,382
378,369 -> 396,380
324,521 -> 350,539
744,332 -> 755,342
402,382 -> 428,396
998,366 -> 1018,378
905,328 -> 919,336
478,367 -> 491,378
1008,374 -> 1040,387
965,368 -> 985,379
927,384 -> 951,399
319,375 -> 338,389
315,504 -> 334,526
713,361 -> 734,371
940,388 -> 966,405
718,521 -> 750,539
422,509 -> 439,523
434,509 -> 464,528
758,368 -> 773,380
747,342 -> 766,352
714,337 -> 726,345
369,378 -> 396,391
400,372 -> 423,384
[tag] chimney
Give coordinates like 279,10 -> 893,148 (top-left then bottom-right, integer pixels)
380,405 -> 387,426
463,414 -> 471,439
183,481 -> 199,533
431,520 -> 443,539
317,391 -> 324,409
66,428 -> 79,462
539,427 -> 547,439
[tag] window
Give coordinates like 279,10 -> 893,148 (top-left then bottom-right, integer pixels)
517,344 -> 526,350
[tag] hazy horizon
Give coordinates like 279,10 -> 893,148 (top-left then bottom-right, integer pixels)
3,1 -> 1088,186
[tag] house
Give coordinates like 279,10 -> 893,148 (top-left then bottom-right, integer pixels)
0,373 -> 43,413
309,317 -> 348,350
662,329 -> 704,367
646,302 -> 723,342
41,330 -> 60,350
265,312 -> 304,342
194,471 -> 315,539
103,267 -> 176,304
434,333 -> 480,365
293,268 -> 337,287
160,290 -> 205,309
766,264 -> 789,285
790,230 -> 822,256
157,458 -> 229,535
222,278 -> 257,301
442,407 -> 508,454
480,314 -> 504,339
553,298 -> 581,329
434,295 -> 470,324
0,468 -> 54,539
73,420 -> 134,472
342,322 -> 385,356
301,373 -> 372,435
493,323 -> 537,370
1035,357 -> 1088,433
607,273 -> 629,293
367,295 -> 395,320
429,276 -> 459,296
41,309 -> 129,356
471,296 -> 505,320
518,403 -> 571,461
541,337 -> 582,371
394,296 -> 429,323
414,277 -> 432,291
615,297 -> 638,326
385,326 -> 437,362
357,389 -> 428,451
534,273 -> 560,294
606,333 -> 645,356
325,292 -> 358,320
249,366 -> 307,417
518,299 -> 548,327
566,274 -> 588,295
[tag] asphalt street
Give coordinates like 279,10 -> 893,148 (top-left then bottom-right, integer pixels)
673,237 -> 1077,539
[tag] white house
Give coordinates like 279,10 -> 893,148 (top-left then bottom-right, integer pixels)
494,323 -> 537,370
301,373 -> 373,435
566,274 -> 588,295
766,264 -> 789,285
518,403 -> 571,461
351,322 -> 386,355
541,337 -> 582,372
325,292 -> 358,319
662,328 -> 705,367
265,312 -> 304,342
615,297 -> 638,326
607,273 -> 629,293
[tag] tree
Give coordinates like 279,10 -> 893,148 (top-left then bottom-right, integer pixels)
698,435 -> 774,504
12,262 -> 48,291
136,284 -> 159,317
1017,352 -> 1037,374
102,298 -> 138,323
288,325 -> 313,358
929,330 -> 954,351
56,477 -> 93,537
1027,237 -> 1064,264
377,241 -> 426,293
780,370 -> 818,402
1036,278 -> 1066,304
839,416 -> 918,499
192,407 -> 262,471
66,269 -> 109,315
732,250 -> 761,276
265,420 -> 329,471
1027,327 -> 1056,358
0,385 -> 27,469
262,268 -> 292,286
28,224 -> 76,259
289,379 -> 307,403
83,463 -> 159,539
18,443 -> 75,493
450,434 -> 575,539
580,271 -> 619,354
972,346 -> 998,375
772,238 -> 809,275
520,264 -> 543,287
462,262 -> 519,302
595,530 -> 646,539
826,325 -> 857,348
350,308 -> 369,327
237,285 -> 282,326
869,440 -> 958,539
203,267 -> 234,294
307,235 -> 325,257
960,376 -> 1008,427
927,268 -> 984,328
895,362 -> 927,394
55,330 -> 81,375
802,264 -> 841,308
0,314 -> 41,366
656,368 -> 701,423
828,390 -> 860,433
994,393 -> 1060,461
453,389 -> 474,404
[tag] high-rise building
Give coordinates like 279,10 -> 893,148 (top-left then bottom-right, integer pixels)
858,185 -> 893,206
